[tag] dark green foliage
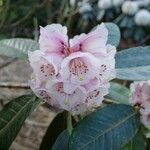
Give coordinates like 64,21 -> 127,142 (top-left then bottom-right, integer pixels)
0,95 -> 41,149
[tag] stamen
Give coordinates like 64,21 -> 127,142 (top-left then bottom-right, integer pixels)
69,58 -> 89,77
40,63 -> 55,77
85,90 -> 100,104
39,90 -> 51,101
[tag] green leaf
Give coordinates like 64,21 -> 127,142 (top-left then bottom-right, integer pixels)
116,46 -> 150,80
40,112 -> 67,150
131,133 -> 146,150
91,23 -> 120,47
0,38 -> 39,59
0,95 -> 41,149
122,141 -> 133,150
122,132 -> 146,150
147,138 -> 150,150
105,23 -> 121,47
69,104 -> 139,150
52,130 -> 70,150
106,82 -> 130,104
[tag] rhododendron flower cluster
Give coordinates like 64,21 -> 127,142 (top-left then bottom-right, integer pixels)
130,81 -> 150,128
28,23 -> 116,114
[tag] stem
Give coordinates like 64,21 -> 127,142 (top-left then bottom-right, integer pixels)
0,58 -> 16,69
78,115 -> 83,120
33,17 -> 38,41
113,14 -> 124,23
0,82 -> 29,88
67,112 -> 73,135
4,0 -> 48,29
0,0 -> 10,28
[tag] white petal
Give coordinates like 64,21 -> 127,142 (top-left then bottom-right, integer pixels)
84,83 -> 109,107
83,78 -> 100,92
48,81 -> 86,114
39,24 -> 68,55
29,79 -> 53,105
60,52 -> 100,85
70,23 -> 108,55
63,82 -> 78,94
28,50 -> 62,83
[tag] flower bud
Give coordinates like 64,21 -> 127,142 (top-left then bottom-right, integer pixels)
79,2 -> 92,13
135,9 -> 150,26
112,0 -> 124,7
130,81 -> 150,128
122,1 -> 139,15
137,0 -> 150,7
140,108 -> 150,129
98,0 -> 112,9
70,0 -> 76,7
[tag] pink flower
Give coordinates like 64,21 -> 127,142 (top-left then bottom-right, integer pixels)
28,50 -> 62,84
60,52 -> 100,85
130,81 -> 150,107
140,108 -> 150,129
130,81 -> 150,128
28,23 -> 116,114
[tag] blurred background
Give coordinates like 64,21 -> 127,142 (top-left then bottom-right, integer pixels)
0,0 -> 149,149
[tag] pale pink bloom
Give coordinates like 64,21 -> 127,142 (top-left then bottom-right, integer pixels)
140,108 -> 150,129
29,77 -> 53,105
130,82 -> 144,106
45,79 -> 109,114
130,81 -> 150,128
83,83 -> 110,108
129,81 -> 150,107
39,24 -> 68,55
28,50 -> 62,84
46,81 -> 87,114
69,23 -> 108,55
60,52 -> 100,85
29,23 -> 116,114
39,23 -> 108,57
98,45 -> 116,81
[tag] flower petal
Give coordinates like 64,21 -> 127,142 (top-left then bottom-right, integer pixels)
140,108 -> 150,129
83,78 -> 100,92
60,52 -> 100,85
97,45 -> 116,81
129,81 -> 150,107
130,82 -> 143,105
84,83 -> 109,108
47,81 -> 86,114
29,79 -> 53,105
39,24 -> 68,55
28,50 -> 62,83
63,82 -> 78,94
70,23 -> 108,55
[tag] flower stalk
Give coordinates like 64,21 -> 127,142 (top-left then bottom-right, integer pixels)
67,112 -> 73,135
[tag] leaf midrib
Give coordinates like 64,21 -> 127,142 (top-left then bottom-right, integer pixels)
79,110 -> 137,149
0,97 -> 35,134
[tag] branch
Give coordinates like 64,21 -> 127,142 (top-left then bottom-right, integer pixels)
4,0 -> 49,29
26,119 -> 49,127
0,82 -> 30,88
0,58 -> 17,69
103,99 -> 116,104
0,0 -> 10,28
